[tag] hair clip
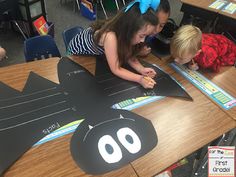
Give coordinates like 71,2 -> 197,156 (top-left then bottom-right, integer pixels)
125,0 -> 160,14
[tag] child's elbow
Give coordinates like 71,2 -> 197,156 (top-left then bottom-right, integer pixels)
110,67 -> 120,76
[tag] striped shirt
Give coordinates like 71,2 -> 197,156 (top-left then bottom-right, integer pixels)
67,27 -> 104,56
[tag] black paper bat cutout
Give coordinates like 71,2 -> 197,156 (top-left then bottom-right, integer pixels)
70,111 -> 157,175
95,55 -> 192,106
0,56 -> 191,175
0,72 -> 80,175
58,58 -> 158,174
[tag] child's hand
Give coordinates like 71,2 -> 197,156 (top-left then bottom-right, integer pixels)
139,76 -> 156,89
188,62 -> 199,71
141,67 -> 156,78
0,47 -> 7,61
138,45 -> 151,57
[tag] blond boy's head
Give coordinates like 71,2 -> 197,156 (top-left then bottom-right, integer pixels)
170,25 -> 202,64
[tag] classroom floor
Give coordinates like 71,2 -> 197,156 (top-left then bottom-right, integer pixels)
0,0 -> 91,66
0,0 -> 184,67
0,0 -> 235,177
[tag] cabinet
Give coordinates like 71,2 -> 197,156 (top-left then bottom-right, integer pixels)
18,0 -> 47,37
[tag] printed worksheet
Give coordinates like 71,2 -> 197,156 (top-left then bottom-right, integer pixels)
209,0 -> 228,10
222,2 -> 236,14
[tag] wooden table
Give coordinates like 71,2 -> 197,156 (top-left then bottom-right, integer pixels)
129,55 -> 235,176
219,8 -> 236,20
180,0 -> 236,31
181,0 -> 236,14
181,0 -> 219,13
204,66 -> 236,120
218,0 -> 236,20
180,0 -> 219,26
217,0 -> 236,32
0,56 -> 235,177
0,57 -> 137,177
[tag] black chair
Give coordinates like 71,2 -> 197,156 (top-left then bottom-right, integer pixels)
0,0 -> 27,39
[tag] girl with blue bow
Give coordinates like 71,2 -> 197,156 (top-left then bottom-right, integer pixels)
137,0 -> 171,57
125,0 -> 160,14
68,1 -> 160,88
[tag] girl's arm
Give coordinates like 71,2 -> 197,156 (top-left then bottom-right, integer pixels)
128,58 -> 156,78
103,32 -> 155,88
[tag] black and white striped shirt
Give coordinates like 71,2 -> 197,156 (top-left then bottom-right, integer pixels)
67,27 -> 104,56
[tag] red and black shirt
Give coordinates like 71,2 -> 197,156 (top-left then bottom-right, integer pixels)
194,34 -> 236,72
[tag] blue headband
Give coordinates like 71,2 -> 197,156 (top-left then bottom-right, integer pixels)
125,0 -> 160,14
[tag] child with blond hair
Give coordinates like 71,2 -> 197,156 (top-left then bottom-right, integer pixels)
170,25 -> 236,72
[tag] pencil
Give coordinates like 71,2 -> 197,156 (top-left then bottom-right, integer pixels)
143,76 -> 156,84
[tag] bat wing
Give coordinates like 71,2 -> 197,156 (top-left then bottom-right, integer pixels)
95,56 -> 192,106
57,57 -> 110,113
0,82 -> 20,99
0,72 -> 79,175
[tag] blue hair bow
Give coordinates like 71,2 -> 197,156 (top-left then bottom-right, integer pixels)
125,0 -> 160,14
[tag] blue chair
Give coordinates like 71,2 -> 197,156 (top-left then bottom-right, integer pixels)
62,26 -> 83,50
24,35 -> 61,62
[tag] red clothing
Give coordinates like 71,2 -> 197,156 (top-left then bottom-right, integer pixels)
194,34 -> 236,72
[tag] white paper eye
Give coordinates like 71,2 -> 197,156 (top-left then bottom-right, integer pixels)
117,127 -> 141,154
98,135 -> 122,163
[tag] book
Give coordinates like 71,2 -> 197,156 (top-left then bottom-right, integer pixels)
80,0 -> 96,20
81,0 -> 94,13
33,16 -> 49,35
